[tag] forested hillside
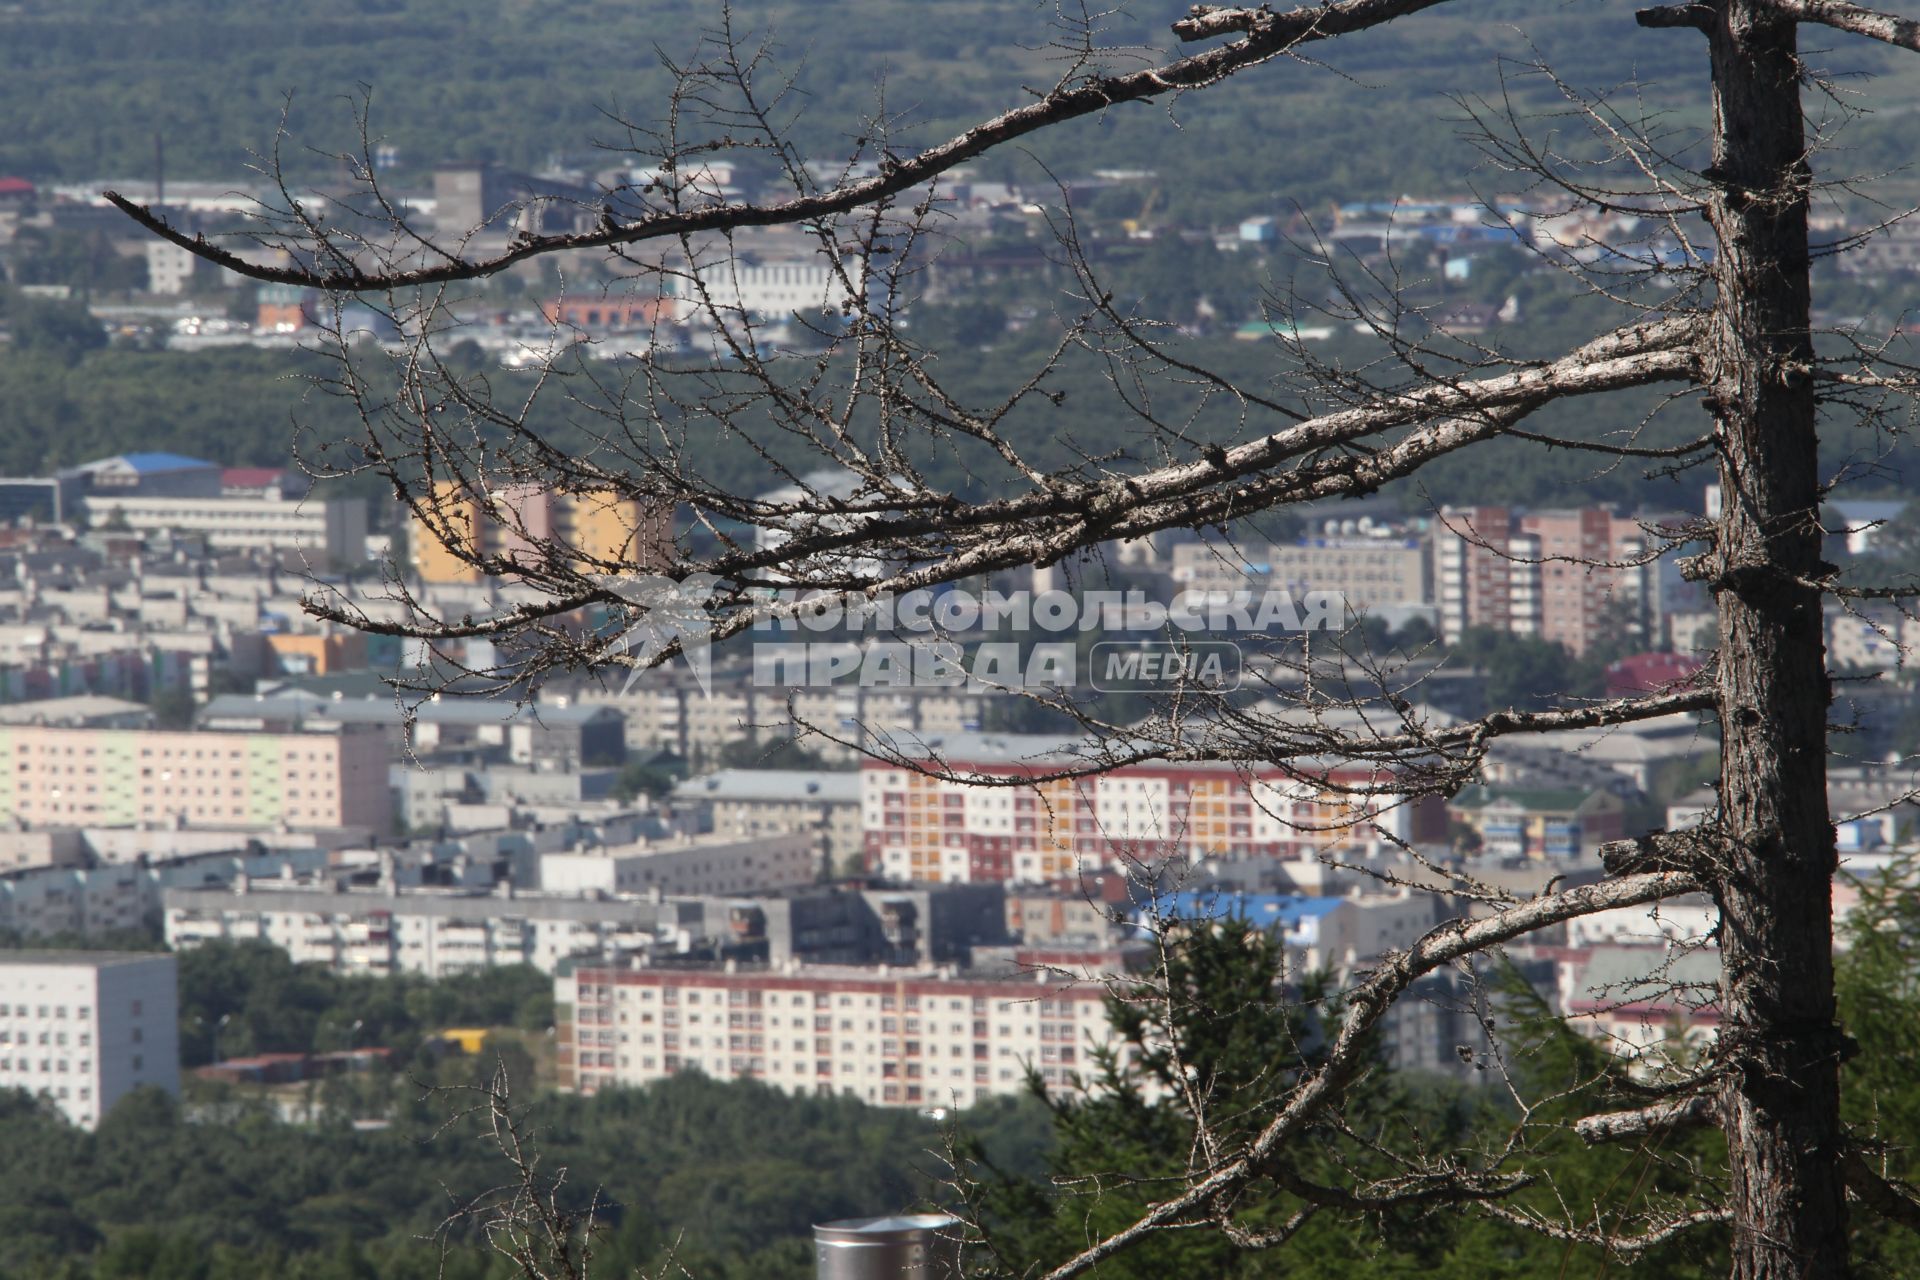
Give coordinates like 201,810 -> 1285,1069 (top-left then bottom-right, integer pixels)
1,0 -> 1914,213
1,299 -> 1913,514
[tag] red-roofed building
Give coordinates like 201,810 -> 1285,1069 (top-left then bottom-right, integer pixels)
0,177 -> 35,202
539,295 -> 676,334
220,467 -> 307,499
192,1047 -> 393,1085
1605,652 -> 1706,698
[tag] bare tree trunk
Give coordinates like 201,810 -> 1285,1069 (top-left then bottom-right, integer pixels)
1705,2 -> 1849,1275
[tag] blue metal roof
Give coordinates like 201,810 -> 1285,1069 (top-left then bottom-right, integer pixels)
110,452 -> 218,474
1149,891 -> 1343,930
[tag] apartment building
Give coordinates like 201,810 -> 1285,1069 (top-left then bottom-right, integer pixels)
1447,784 -> 1627,860
1553,944 -> 1723,1071
201,691 -> 627,771
1172,536 -> 1432,616
1434,505 -> 1691,655
409,481 -> 673,584
165,882 -> 681,977
672,770 -> 862,869
1434,505 -> 1532,644
579,666 -> 999,765
4,845 -> 336,940
0,951 -> 179,1129
1265,537 -> 1431,614
556,960 -> 1124,1108
0,725 -> 391,833
860,732 -> 1447,885
539,831 -> 819,897
165,875 -> 1007,978
79,492 -> 369,570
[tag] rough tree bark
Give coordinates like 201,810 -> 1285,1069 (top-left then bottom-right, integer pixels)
1694,1 -> 1849,1274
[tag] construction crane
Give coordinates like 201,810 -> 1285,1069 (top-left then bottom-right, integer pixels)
1121,184 -> 1163,239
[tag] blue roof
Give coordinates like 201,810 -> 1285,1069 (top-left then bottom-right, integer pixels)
118,452 -> 217,474
1148,891 -> 1343,930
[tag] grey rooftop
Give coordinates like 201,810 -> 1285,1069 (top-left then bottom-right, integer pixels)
673,769 -> 860,804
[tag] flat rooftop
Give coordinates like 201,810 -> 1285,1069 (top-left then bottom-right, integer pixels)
0,950 -> 173,967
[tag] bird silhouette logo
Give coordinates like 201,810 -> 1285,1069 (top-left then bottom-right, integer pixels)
598,573 -> 723,696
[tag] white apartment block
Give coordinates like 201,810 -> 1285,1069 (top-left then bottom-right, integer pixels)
539,831 -> 818,897
164,883 -> 685,978
557,962 -> 1125,1108
0,725 -> 392,833
1826,604 -> 1920,671
0,951 -> 179,1128
3,845 -> 335,940
79,494 -> 368,569
1172,537 -> 1432,614
579,676 -> 997,765
1266,538 -> 1431,613
673,770 -> 863,869
673,256 -> 858,323
143,240 -> 203,295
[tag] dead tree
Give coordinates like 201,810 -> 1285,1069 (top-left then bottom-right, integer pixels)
111,1 -> 1920,1276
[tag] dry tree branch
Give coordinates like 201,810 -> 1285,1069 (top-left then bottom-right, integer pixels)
1033,870 -> 1704,1280
1770,0 -> 1920,50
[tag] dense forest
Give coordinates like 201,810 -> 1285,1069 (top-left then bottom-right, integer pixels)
0,1074 -> 987,1280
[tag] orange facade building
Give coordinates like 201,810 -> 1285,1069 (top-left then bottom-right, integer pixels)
409,483 -> 675,584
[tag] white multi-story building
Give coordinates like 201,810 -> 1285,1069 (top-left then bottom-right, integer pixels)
539,831 -> 818,897
78,493 -> 368,569
672,255 -> 859,323
164,882 -> 700,978
143,240 -> 203,295
557,960 -> 1128,1108
1171,536 -> 1432,615
671,770 -> 862,869
0,951 -> 180,1128
0,844 -> 336,940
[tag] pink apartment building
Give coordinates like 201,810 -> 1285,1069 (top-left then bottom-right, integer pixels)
1434,505 -> 1684,655
0,726 -> 390,834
